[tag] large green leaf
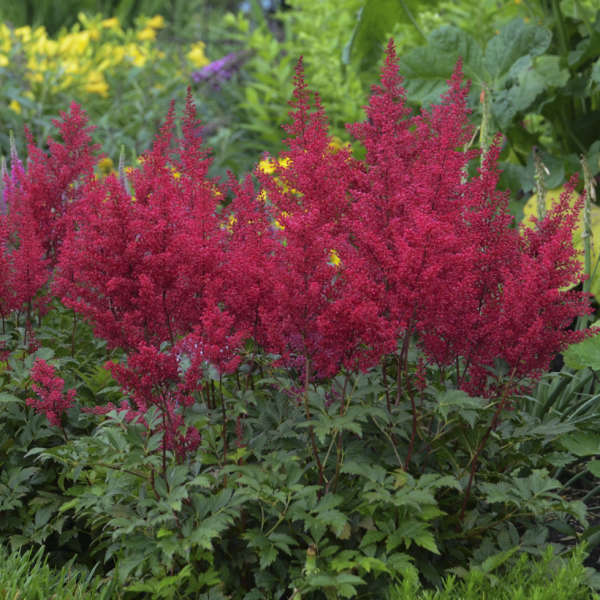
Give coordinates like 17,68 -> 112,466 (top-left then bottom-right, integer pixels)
560,431 -> 600,456
399,18 -> 553,114
398,26 -> 484,105
563,330 -> 600,370
344,0 -> 438,70
483,18 -> 552,81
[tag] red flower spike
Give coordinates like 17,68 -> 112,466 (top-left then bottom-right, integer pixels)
26,359 -> 76,428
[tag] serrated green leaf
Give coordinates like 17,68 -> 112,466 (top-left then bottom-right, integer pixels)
479,545 -> 520,574
414,531 -> 439,554
360,529 -> 386,549
436,390 -> 485,423
0,392 -> 21,404
259,543 -> 277,569
341,460 -> 386,482
400,26 -> 485,105
399,26 -> 484,105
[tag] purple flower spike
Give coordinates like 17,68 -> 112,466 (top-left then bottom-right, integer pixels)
192,52 -> 244,89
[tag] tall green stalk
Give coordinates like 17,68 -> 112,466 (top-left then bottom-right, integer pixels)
577,154 -> 596,330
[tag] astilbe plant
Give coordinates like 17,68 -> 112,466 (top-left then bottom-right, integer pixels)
15,40 -> 594,474
245,58 -> 391,380
0,104 -> 98,329
345,40 -> 591,397
104,344 -> 200,463
54,91 -> 241,458
55,92 -> 227,352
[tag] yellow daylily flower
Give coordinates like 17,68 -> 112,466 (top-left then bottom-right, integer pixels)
146,15 -> 165,29
101,17 -> 120,29
137,28 -> 157,42
187,42 -> 210,68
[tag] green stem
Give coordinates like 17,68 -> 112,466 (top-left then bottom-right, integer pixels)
551,0 -> 569,59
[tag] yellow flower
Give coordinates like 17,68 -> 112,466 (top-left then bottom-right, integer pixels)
146,15 -> 165,29
15,26 -> 32,42
187,42 -> 210,68
278,157 -> 292,168
137,28 -> 156,42
328,136 -> 350,153
9,99 -> 21,114
329,249 -> 341,267
273,210 -> 289,230
101,17 -> 120,29
98,157 -> 114,175
124,44 -> 147,67
84,71 -> 109,97
259,158 -> 276,174
26,71 -> 44,83
221,214 -> 237,233
59,30 -> 92,55
0,23 -> 11,53
0,54 -> 8,67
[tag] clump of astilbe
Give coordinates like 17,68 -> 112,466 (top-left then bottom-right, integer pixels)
26,359 -> 76,433
54,93 -> 238,458
248,58 -> 390,379
0,105 -> 97,328
55,91 -> 227,352
346,40 -> 591,395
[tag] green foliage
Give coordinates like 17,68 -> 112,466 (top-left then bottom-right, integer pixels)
1,303 -> 600,597
343,0 -> 433,72
0,302 -> 122,554
213,0 -> 367,174
13,352 -> 596,597
387,544 -> 599,599
564,326 -> 600,370
0,544 -> 117,599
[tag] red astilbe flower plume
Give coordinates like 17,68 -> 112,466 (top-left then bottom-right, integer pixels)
347,42 -> 478,338
26,359 -> 76,428
106,344 -> 200,460
347,39 -> 592,394
1,144 -> 49,317
16,103 -> 98,265
219,173 -> 276,345
55,91 -> 227,352
0,216 -> 11,322
247,58 -> 390,378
